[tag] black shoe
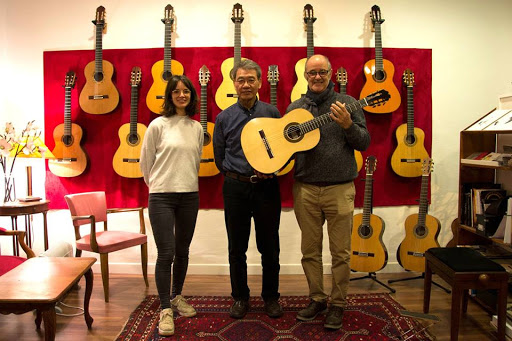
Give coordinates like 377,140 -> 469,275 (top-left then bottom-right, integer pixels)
230,300 -> 250,319
264,299 -> 283,318
324,305 -> 344,329
296,299 -> 327,321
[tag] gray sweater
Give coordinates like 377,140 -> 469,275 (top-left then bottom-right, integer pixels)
286,89 -> 370,184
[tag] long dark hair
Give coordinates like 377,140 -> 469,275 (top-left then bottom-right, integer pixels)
161,75 -> 198,117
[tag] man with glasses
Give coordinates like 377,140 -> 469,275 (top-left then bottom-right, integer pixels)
286,54 -> 370,329
213,59 -> 283,320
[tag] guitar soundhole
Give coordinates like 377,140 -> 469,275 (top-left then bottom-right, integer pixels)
405,134 -> 416,146
358,225 -> 372,239
373,70 -> 386,82
62,135 -> 74,147
203,133 -> 211,146
414,225 -> 427,239
163,71 -> 172,82
284,123 -> 303,143
94,72 -> 104,82
128,134 -> 139,146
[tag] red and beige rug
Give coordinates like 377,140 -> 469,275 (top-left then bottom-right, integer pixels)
115,294 -> 434,340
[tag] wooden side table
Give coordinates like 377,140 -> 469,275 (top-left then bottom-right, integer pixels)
0,257 -> 96,341
0,200 -> 50,255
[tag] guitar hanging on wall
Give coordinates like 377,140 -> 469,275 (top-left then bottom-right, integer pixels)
241,89 -> 390,174
112,66 -> 147,178
336,67 -> 363,172
198,65 -> 219,177
49,71 -> 89,177
146,4 -> 184,114
79,6 -> 119,115
359,5 -> 400,114
351,156 -> 388,273
268,65 -> 294,176
215,3 -> 258,110
290,4 -> 316,102
390,69 -> 429,177
397,158 -> 440,273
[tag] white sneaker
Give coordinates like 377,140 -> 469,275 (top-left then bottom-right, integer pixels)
158,308 -> 174,336
171,295 -> 197,317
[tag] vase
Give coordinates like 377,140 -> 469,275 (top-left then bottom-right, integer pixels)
3,175 -> 16,202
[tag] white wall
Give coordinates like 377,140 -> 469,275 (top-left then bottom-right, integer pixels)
2,0 -> 512,275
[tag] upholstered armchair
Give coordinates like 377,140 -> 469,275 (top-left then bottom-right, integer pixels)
64,191 -> 149,302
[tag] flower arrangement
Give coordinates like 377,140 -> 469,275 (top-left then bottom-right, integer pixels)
0,121 -> 50,202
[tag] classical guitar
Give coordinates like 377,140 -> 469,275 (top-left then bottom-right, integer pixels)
268,65 -> 294,176
290,4 -> 316,102
390,69 -> 429,177
336,67 -> 363,172
351,156 -> 388,273
112,67 -> 147,178
79,6 -> 119,115
198,65 -> 219,177
397,158 -> 440,272
146,4 -> 185,114
215,4 -> 258,110
241,89 -> 390,174
359,5 -> 400,114
49,71 -> 88,177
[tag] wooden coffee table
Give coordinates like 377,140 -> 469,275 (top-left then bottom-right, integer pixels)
0,257 -> 96,341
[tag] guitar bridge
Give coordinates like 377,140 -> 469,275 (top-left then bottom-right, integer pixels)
88,95 -> 110,100
226,94 -> 239,98
51,158 -> 77,163
201,158 -> 214,163
122,158 -> 140,163
156,95 -> 165,99
258,130 -> 274,159
407,251 -> 425,257
400,158 -> 421,163
352,251 -> 375,257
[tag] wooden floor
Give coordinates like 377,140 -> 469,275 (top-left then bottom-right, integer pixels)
0,272 -> 502,340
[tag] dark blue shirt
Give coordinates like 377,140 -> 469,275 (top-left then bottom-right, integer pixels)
213,100 -> 281,176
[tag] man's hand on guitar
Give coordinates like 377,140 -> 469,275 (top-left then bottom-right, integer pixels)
330,101 -> 353,129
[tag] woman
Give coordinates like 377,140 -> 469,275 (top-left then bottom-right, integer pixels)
140,75 -> 204,337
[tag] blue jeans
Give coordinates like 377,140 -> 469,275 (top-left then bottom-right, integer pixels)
148,192 -> 199,309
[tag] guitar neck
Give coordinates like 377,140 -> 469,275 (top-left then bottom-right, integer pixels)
94,23 -> 104,74
63,86 -> 72,136
270,84 -> 277,107
234,21 -> 242,66
306,21 -> 314,57
200,84 -> 208,132
417,174 -> 430,226
406,86 -> 415,138
361,173 -> 374,226
163,21 -> 173,73
374,22 -> 383,72
300,98 -> 367,134
129,84 -> 139,136
338,83 -> 347,95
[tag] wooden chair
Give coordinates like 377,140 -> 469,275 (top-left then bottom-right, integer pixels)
424,247 -> 508,341
64,191 -> 149,302
0,228 -> 36,276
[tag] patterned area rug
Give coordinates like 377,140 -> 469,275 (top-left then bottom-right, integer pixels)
115,294 -> 434,340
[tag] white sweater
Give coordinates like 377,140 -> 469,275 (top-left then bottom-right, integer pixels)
140,115 -> 204,193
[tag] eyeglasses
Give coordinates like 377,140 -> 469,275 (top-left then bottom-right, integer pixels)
235,77 -> 257,85
306,69 -> 331,78
171,89 -> 191,95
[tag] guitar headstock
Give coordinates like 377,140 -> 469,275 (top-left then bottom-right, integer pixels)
130,67 -> 142,87
365,155 -> 377,175
403,69 -> 415,88
64,71 -> 76,89
199,65 -> 211,86
231,3 -> 244,24
365,89 -> 390,107
303,4 -> 317,27
370,5 -> 384,30
267,65 -> 279,85
162,4 -> 175,27
422,158 -> 434,175
93,6 -> 107,32
336,67 -> 348,86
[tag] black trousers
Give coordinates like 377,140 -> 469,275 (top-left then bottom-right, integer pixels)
148,192 -> 199,309
223,176 -> 281,301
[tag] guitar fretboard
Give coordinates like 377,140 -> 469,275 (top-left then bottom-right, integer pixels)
306,21 -> 314,58
406,86 -> 415,138
200,84 -> 208,133
64,86 -> 72,137
129,83 -> 140,137
234,21 -> 242,66
374,22 -> 383,72
94,23 -> 104,75
270,84 -> 277,107
417,172 -> 430,227
163,20 -> 173,74
362,172 -> 374,227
